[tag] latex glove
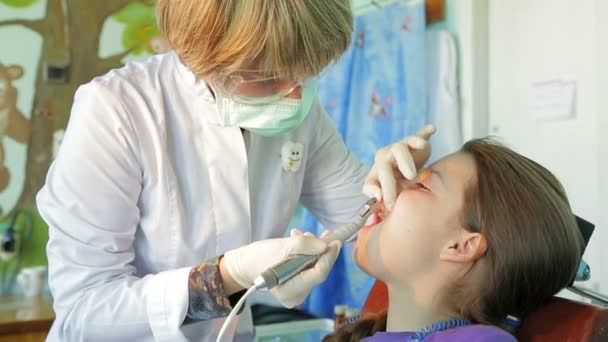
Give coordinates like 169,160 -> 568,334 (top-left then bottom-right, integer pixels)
363,124 -> 436,210
223,229 -> 341,308
270,229 -> 341,308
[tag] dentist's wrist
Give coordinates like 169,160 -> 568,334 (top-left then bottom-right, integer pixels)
219,255 -> 245,295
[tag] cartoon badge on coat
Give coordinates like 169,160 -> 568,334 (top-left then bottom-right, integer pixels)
281,141 -> 304,172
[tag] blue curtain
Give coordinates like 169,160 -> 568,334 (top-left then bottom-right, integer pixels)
293,2 -> 428,318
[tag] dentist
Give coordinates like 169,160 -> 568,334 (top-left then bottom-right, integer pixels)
36,1 -> 434,341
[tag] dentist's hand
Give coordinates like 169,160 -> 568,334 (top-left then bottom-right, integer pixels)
222,229 -> 341,308
363,124 -> 436,210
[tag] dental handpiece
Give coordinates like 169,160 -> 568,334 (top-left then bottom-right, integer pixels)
254,198 -> 378,291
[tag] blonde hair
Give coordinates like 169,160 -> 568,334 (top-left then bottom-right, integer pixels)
157,0 -> 353,80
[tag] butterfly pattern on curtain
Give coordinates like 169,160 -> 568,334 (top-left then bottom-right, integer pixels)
289,1 -> 428,318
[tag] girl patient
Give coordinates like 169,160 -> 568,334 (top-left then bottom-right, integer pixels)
325,138 -> 583,341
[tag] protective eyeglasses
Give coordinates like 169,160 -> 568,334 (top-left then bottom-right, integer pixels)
218,71 -> 315,105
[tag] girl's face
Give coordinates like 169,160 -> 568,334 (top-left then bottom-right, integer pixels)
354,152 -> 477,284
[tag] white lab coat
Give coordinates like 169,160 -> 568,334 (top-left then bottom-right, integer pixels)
36,52 -> 369,341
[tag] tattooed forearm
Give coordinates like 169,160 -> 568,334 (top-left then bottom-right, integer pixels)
186,257 -> 233,321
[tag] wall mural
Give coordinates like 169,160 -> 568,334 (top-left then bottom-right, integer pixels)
0,0 -> 169,214
0,64 -> 30,195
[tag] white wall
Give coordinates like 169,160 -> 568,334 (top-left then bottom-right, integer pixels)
597,0 -> 608,294
488,0 -> 606,293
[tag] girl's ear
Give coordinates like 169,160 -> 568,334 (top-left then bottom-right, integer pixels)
440,232 -> 487,263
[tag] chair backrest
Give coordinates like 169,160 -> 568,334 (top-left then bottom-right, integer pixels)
361,280 -> 608,341
361,280 -> 388,316
516,296 -> 608,342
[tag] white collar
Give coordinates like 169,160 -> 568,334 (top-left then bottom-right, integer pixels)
172,52 -> 216,104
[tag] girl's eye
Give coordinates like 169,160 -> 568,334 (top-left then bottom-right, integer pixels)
416,182 -> 430,191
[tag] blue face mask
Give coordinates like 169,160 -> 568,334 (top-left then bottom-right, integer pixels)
217,81 -> 318,136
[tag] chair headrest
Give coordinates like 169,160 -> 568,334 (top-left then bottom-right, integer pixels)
575,215 -> 595,250
572,215 -> 595,285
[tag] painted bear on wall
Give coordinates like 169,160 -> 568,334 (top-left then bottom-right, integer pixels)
0,63 -> 31,192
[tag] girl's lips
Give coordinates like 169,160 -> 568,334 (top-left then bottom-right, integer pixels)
376,205 -> 387,220
360,200 -> 386,233
361,212 -> 383,231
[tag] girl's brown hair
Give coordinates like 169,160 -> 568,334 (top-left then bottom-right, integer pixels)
156,0 -> 353,80
325,138 -> 584,341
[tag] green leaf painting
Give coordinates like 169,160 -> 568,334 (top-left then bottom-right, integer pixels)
0,0 -> 38,8
113,2 -> 161,55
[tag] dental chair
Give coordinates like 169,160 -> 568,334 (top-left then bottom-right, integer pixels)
361,216 -> 608,341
